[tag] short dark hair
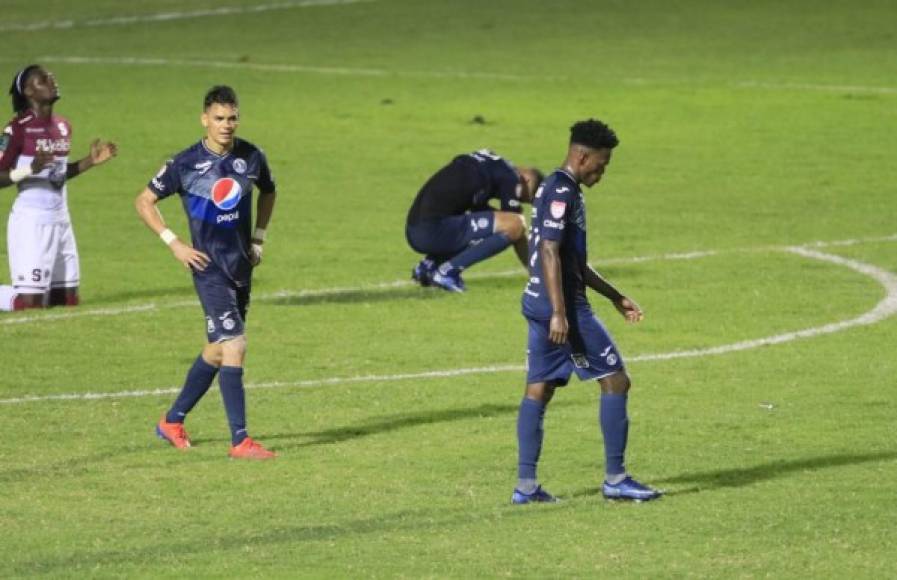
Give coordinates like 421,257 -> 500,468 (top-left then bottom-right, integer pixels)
8,64 -> 40,114
203,85 -> 238,110
531,167 -> 545,187
570,118 -> 619,150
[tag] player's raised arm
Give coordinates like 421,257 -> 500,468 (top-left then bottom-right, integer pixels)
66,139 -> 118,180
135,186 -> 209,271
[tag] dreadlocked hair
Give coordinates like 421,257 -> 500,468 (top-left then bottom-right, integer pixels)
9,64 -> 39,114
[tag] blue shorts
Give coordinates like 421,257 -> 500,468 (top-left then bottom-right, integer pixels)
405,211 -> 496,256
525,307 -> 624,386
192,266 -> 250,343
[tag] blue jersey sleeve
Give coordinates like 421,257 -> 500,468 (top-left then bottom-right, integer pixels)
148,159 -> 181,199
539,183 -> 574,243
496,171 -> 523,213
256,151 -> 275,194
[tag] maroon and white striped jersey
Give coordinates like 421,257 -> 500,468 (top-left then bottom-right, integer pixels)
0,110 -> 72,222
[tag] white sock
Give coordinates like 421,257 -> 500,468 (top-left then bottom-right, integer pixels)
0,285 -> 15,311
606,472 -> 627,485
516,479 -> 538,494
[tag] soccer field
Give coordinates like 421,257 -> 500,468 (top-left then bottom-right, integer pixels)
2,0 -> 896,577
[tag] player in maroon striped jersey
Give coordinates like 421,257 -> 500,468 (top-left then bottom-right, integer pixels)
0,65 -> 117,311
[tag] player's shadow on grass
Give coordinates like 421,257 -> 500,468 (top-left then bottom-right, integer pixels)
569,450 -> 897,499
264,401 -> 549,449
265,285 -> 450,307
232,400 -> 575,450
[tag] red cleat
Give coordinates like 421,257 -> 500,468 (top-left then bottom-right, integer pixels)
155,415 -> 192,449
228,437 -> 276,460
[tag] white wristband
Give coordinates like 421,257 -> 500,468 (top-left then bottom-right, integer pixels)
159,228 -> 177,246
9,166 -> 33,183
253,227 -> 267,242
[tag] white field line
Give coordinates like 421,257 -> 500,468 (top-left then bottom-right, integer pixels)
33,55 -> 544,82
1,235 -> 894,327
0,365 -> 523,405
629,248 -> 897,362
2,242 -> 896,405
0,0 -> 374,32
738,81 -> 897,95
24,56 -> 897,94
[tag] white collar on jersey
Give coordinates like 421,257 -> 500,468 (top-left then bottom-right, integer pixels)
200,138 -> 234,158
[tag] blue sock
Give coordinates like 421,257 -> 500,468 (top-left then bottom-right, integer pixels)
600,393 -> 629,478
219,366 -> 248,445
166,355 -> 219,423
517,397 -> 547,483
444,233 -> 511,272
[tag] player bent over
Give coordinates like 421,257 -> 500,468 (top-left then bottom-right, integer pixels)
513,119 -> 661,503
405,149 -> 542,292
0,64 -> 117,311
135,85 -> 277,460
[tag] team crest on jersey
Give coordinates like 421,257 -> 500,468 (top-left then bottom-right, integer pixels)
57,122 -> 68,137
232,158 -> 247,174
211,177 -> 243,210
550,200 -> 567,219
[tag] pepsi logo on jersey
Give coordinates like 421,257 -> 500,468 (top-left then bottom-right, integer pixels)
211,177 -> 242,211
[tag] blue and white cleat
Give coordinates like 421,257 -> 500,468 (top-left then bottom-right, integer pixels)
602,476 -> 663,501
511,485 -> 558,505
411,259 -> 436,287
431,270 -> 466,293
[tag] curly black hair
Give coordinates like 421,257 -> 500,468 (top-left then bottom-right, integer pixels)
203,85 -> 238,110
570,118 -> 619,149
8,64 -> 40,114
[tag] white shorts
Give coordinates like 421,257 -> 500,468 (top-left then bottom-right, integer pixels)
7,211 -> 80,294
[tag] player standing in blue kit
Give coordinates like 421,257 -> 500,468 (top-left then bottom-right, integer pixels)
135,85 -> 277,460
513,119 -> 661,503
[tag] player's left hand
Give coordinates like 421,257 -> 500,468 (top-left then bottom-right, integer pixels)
88,139 -> 118,166
249,242 -> 263,266
614,296 -> 644,323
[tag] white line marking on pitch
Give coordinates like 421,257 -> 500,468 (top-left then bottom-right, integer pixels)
3,235 -> 894,327
0,0 -> 374,32
27,56 -> 897,95
630,248 -> 897,362
2,244 -> 896,405
738,81 -> 897,95
33,55 -> 545,83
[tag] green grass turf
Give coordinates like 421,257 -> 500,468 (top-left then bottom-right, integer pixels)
2,0 -> 896,577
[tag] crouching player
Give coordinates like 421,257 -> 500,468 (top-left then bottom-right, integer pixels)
405,149 -> 542,292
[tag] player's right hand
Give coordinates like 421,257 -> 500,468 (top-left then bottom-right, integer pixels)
170,240 -> 210,271
549,312 -> 569,345
30,149 -> 54,173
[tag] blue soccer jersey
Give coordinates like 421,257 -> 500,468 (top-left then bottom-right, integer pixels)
522,169 -> 590,320
148,138 -> 275,284
406,149 -> 523,225
466,149 -> 524,214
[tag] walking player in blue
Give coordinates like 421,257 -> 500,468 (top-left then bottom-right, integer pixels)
513,119 -> 661,503
405,149 -> 542,292
135,85 -> 277,460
